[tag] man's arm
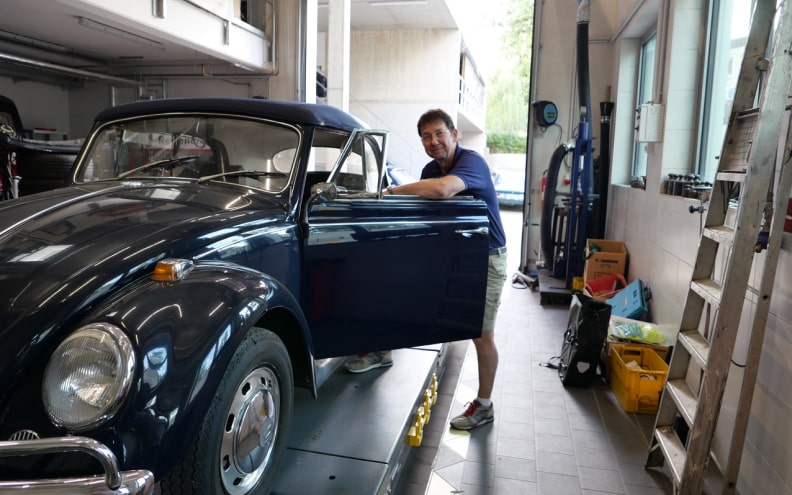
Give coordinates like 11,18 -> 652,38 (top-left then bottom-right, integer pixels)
388,174 -> 465,199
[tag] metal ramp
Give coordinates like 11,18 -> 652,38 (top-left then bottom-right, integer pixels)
272,345 -> 446,494
644,1 -> 792,493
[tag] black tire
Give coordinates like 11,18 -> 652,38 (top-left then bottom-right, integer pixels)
540,144 -> 571,271
162,327 -> 294,495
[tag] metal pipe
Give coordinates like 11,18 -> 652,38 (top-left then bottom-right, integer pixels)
610,0 -> 649,42
0,51 -> 143,86
593,100 -> 614,238
0,39 -> 103,68
576,0 -> 591,123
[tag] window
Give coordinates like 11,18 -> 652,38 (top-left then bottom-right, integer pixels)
632,32 -> 656,178
698,0 -> 754,181
77,116 -> 298,193
333,133 -> 385,194
309,131 -> 384,195
307,130 -> 387,196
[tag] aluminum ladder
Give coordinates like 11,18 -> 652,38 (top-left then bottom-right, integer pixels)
644,1 -> 792,493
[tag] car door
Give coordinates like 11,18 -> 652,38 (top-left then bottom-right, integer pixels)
302,130 -> 490,359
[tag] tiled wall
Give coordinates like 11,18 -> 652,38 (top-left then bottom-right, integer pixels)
529,0 -> 792,489
610,182 -> 792,493
601,1 -> 792,493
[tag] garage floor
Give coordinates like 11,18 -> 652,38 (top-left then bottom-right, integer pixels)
395,209 -> 677,495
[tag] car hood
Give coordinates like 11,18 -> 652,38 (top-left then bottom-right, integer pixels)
0,181 -> 286,392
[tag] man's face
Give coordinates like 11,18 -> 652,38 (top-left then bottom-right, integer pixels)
419,120 -> 457,162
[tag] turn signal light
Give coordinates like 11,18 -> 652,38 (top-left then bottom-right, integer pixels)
152,258 -> 194,282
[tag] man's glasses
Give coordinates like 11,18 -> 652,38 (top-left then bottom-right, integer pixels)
420,130 -> 449,143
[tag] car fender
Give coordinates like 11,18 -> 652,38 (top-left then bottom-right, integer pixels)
80,261 -> 313,474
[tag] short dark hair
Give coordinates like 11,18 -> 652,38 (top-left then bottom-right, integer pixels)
417,109 -> 456,136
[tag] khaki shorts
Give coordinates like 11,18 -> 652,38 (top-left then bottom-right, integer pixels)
482,248 -> 508,333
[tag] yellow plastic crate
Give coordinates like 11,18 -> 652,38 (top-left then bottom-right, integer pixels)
609,344 -> 668,414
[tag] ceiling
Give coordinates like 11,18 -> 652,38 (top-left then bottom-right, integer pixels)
0,0 -> 457,86
321,0 -> 457,31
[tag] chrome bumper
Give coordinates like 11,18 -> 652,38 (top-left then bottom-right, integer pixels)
0,436 -> 154,494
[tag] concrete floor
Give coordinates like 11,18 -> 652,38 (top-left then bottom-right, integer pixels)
395,208 -> 676,495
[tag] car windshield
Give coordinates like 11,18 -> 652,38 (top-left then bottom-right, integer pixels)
74,115 -> 301,193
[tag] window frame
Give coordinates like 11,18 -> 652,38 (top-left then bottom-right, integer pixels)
696,0 -> 756,181
631,31 -> 657,179
327,130 -> 388,195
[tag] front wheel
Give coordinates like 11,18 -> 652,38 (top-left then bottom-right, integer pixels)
162,327 -> 294,495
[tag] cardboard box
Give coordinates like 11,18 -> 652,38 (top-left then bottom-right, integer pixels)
584,239 -> 627,282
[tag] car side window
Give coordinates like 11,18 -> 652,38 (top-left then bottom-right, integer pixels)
331,132 -> 386,195
307,129 -> 386,196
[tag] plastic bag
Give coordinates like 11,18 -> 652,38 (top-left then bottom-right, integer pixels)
611,321 -> 666,345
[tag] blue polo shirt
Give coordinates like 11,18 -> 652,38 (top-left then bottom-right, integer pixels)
420,144 -> 507,250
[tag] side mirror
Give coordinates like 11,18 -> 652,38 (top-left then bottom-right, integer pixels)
310,182 -> 339,201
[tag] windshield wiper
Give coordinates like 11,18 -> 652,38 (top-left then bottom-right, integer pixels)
197,170 -> 288,183
116,155 -> 199,179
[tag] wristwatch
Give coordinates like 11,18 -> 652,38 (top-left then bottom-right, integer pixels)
387,185 -> 395,195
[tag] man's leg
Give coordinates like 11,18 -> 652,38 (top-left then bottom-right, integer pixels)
476,249 -> 507,400
473,332 -> 498,399
449,250 -> 507,430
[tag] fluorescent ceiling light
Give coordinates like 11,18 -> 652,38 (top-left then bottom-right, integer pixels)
369,0 -> 427,6
0,29 -> 71,53
10,245 -> 71,262
77,17 -> 165,50
234,62 -> 256,72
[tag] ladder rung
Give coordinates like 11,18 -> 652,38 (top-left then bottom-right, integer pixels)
691,279 -> 722,307
715,171 -> 747,183
678,330 -> 711,369
719,109 -> 758,172
702,225 -> 735,246
734,107 -> 760,120
666,378 -> 698,427
655,426 -> 686,487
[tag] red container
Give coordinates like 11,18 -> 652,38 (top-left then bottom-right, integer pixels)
584,273 -> 627,300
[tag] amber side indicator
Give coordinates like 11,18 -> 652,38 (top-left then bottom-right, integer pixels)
152,259 -> 194,282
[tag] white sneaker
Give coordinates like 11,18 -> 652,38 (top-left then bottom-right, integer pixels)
345,351 -> 393,373
449,400 -> 494,430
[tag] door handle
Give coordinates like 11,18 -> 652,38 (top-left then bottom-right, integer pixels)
456,226 -> 489,238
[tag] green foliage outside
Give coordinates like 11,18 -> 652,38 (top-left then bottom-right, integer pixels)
502,0 -> 534,105
488,132 -> 526,154
486,0 -> 533,154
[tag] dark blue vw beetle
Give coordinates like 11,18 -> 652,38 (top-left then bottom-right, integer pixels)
0,98 -> 490,494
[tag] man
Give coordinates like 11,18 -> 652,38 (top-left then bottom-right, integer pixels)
387,108 -> 507,430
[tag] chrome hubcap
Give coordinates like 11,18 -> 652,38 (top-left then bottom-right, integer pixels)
220,367 -> 280,494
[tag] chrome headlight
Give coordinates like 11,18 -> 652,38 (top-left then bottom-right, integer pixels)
43,323 -> 136,432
